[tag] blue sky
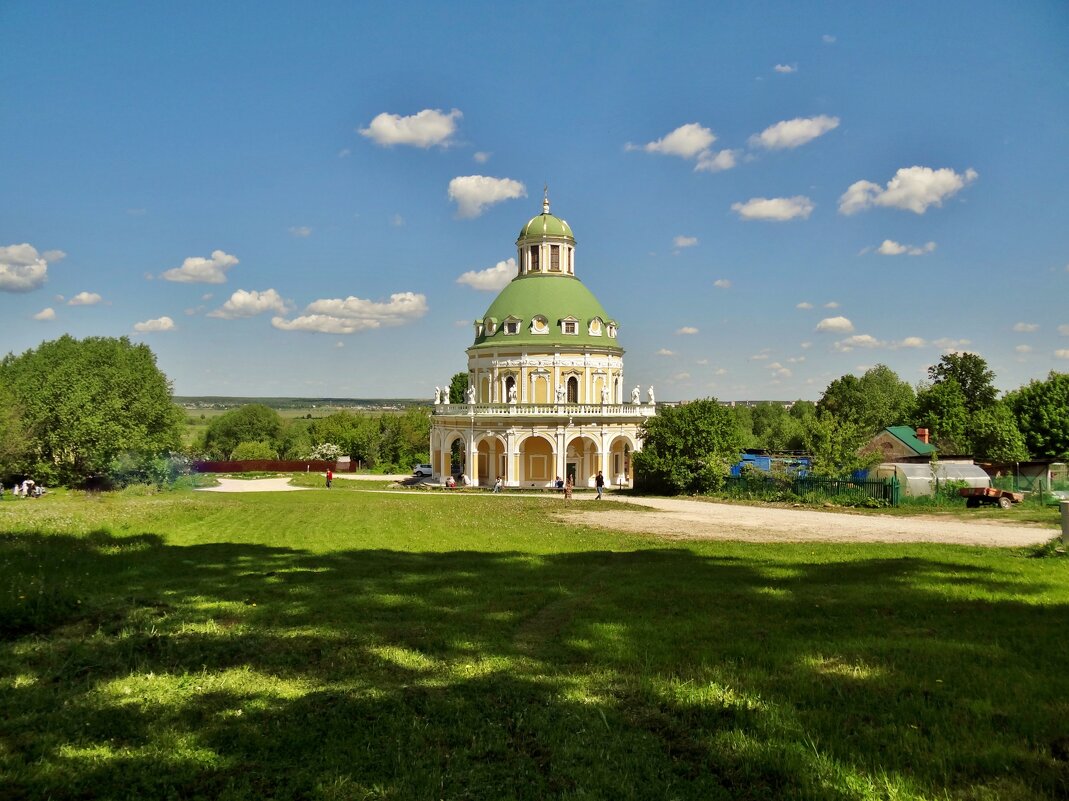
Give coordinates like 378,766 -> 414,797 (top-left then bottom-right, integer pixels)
2,1 -> 1067,401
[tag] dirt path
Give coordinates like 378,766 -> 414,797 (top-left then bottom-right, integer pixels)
572,495 -> 1053,547
196,478 -> 1053,547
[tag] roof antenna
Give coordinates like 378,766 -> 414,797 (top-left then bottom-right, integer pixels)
543,183 -> 550,214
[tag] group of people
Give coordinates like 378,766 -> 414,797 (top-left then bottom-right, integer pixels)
0,480 -> 44,499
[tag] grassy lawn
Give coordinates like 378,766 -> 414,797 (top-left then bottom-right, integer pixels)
2,489 -> 1067,800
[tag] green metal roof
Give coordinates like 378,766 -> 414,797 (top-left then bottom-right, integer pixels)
517,213 -> 575,242
470,273 -> 621,351
884,426 -> 936,455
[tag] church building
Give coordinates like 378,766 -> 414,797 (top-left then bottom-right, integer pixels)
429,194 -> 654,488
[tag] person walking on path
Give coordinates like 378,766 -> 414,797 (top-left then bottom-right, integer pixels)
595,470 -> 604,500
326,468 -> 333,489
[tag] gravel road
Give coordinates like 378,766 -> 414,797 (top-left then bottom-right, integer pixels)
573,495 -> 1053,547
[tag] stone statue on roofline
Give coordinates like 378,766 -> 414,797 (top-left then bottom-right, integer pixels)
467,385 -> 476,404
631,385 -> 640,405
647,385 -> 655,405
434,386 -> 441,405
442,385 -> 450,404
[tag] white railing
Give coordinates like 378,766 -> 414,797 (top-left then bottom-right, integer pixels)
433,402 -> 655,417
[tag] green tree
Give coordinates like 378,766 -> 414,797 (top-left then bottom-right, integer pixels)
231,440 -> 278,460
633,399 -> 744,495
928,352 -> 997,413
0,335 -> 183,485
203,404 -> 282,460
913,379 -> 969,454
968,402 -> 1028,462
0,379 -> 31,478
802,413 -> 881,477
817,365 -> 915,434
449,372 -> 469,404
1004,371 -> 1069,459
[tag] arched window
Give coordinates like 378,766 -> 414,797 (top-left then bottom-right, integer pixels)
567,376 -> 578,403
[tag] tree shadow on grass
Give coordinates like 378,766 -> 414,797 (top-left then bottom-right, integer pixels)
1,530 -> 1068,800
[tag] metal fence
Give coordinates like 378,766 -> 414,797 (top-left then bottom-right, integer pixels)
721,475 -> 900,507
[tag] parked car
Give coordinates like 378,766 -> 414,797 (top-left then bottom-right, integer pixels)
412,464 -> 433,477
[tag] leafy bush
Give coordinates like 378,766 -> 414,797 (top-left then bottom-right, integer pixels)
231,440 -> 278,460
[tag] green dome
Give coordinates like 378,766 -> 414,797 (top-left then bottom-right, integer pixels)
471,273 -> 620,351
517,212 -> 575,243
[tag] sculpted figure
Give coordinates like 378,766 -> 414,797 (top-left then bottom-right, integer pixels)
647,385 -> 655,405
434,386 -> 441,405
601,386 -> 610,404
442,385 -> 450,404
631,386 -> 640,405
555,383 -> 565,403
508,384 -> 518,403
467,385 -> 476,404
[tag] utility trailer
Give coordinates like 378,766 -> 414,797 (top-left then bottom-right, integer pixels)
959,486 -> 1024,509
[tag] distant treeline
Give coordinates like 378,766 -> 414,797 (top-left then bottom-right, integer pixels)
176,396 -> 427,411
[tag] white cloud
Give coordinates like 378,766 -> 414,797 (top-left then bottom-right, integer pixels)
773,64 -> 797,74
161,250 -> 238,284
1016,345 -> 1033,354
335,341 -> 345,348
732,196 -> 814,221
676,326 -> 699,335
696,358 -> 709,365
796,301 -> 813,310
834,334 -> 884,351
42,249 -> 66,262
289,226 -> 311,237
673,235 -> 698,248
787,355 -> 806,363
133,316 -> 175,332
656,348 -> 675,356
896,336 -> 927,348
933,337 -> 972,350
1055,349 -> 1069,359
68,291 -> 102,306
839,166 -> 978,215
628,122 -> 716,159
448,176 -> 526,218
672,372 -> 692,381
816,316 -> 854,333
33,307 -> 55,320
749,115 -> 839,150
473,151 -> 491,164
714,367 -> 727,375
750,351 -> 770,361
824,301 -> 840,309
1059,324 -> 1069,336
695,148 -> 738,173
0,243 -> 56,292
876,239 -> 937,256
337,148 -> 351,158
823,34 -> 836,43
390,213 -> 404,227
359,108 -> 461,148
1013,322 -> 1039,333
713,279 -> 732,289
273,292 -> 428,334
208,288 -> 289,319
800,341 -> 812,349
456,258 -> 516,291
